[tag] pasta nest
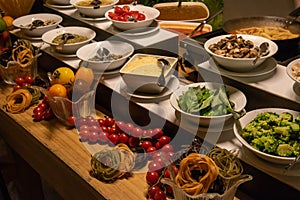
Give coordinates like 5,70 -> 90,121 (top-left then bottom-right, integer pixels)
175,153 -> 219,196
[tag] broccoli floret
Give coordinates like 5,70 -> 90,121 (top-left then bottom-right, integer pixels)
277,144 -> 294,157
292,141 -> 300,155
251,135 -> 279,154
279,112 -> 293,122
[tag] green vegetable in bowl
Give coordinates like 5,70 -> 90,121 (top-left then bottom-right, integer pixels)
177,86 -> 232,116
242,111 -> 300,157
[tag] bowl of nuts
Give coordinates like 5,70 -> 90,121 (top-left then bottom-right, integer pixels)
204,34 -> 278,72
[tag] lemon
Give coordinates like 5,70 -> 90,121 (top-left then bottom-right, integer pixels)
51,67 -> 75,87
0,18 -> 7,33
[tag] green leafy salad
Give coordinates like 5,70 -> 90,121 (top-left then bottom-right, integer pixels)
177,86 -> 233,116
242,112 -> 300,157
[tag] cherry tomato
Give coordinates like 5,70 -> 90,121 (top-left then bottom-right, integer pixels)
148,186 -> 160,199
118,133 -> 129,144
148,161 -> 162,173
105,117 -> 115,127
146,146 -> 157,153
88,131 -> 99,144
146,171 -> 159,186
109,133 -> 119,145
38,102 -> 49,111
154,190 -> 166,200
132,127 -> 143,137
33,106 -> 43,115
24,76 -> 34,84
108,126 -> 118,134
88,125 -> 100,133
155,141 -> 162,149
124,123 -> 134,134
165,185 -> 173,195
128,136 -> 139,147
22,83 -> 30,88
98,131 -> 109,143
15,77 -> 24,86
158,136 -> 170,146
42,96 -> 49,105
152,128 -> 164,139
33,111 -> 44,121
43,108 -> 54,120
77,118 -> 88,126
114,6 -> 124,15
161,144 -> 174,153
67,115 -> 76,126
13,85 -> 21,91
79,125 -> 89,131
141,140 -> 153,150
153,157 -> 165,168
137,13 -> 146,21
79,129 -> 90,141
122,5 -> 130,12
97,118 -> 106,127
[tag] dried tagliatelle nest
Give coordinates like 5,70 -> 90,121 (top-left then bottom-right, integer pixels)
89,143 -> 136,182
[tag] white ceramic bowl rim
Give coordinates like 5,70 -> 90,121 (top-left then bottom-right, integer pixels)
204,34 -> 278,61
13,13 -> 63,30
70,0 -> 118,8
76,40 -> 134,63
170,82 -> 247,119
286,58 -> 300,84
234,108 -> 300,163
42,26 -> 96,46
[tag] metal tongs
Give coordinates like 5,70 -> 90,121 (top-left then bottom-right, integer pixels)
188,9 -> 223,38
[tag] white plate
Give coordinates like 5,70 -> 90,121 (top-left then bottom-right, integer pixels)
287,58 -> 300,84
45,2 -> 74,9
74,10 -> 107,21
117,21 -> 160,37
233,108 -> 300,165
119,75 -> 179,100
170,82 -> 247,126
79,61 -> 121,76
208,57 -> 277,78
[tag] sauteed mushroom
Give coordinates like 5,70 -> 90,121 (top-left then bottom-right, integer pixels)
208,35 -> 260,58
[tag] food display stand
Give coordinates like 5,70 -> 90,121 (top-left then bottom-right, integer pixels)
1,1 -> 300,200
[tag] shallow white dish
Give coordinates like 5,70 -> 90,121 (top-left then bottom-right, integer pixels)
74,10 -> 107,21
208,57 -> 277,78
13,13 -> 63,37
105,4 -> 160,30
120,53 -> 178,94
233,108 -> 300,165
42,26 -> 96,54
117,21 -> 159,37
170,82 -> 247,126
287,58 -> 300,84
76,40 -> 134,71
45,2 -> 74,9
70,0 -> 118,18
204,34 -> 278,72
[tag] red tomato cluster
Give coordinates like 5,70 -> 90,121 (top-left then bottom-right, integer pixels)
108,5 -> 146,22
146,163 -> 178,200
14,76 -> 34,91
32,96 -> 54,121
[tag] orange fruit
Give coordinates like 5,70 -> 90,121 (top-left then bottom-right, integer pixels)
48,84 -> 67,98
2,16 -> 13,28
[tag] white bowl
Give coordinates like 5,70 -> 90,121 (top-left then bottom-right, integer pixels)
76,40 -> 134,71
105,4 -> 160,30
170,82 -> 247,126
120,53 -> 178,94
42,26 -> 96,54
287,58 -> 300,84
50,0 -> 70,5
13,13 -> 63,37
70,0 -> 118,17
204,34 -> 278,72
233,108 -> 300,165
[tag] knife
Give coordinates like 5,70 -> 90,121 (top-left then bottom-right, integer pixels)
188,9 -> 223,37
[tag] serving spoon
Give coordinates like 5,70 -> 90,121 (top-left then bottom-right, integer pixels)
157,58 -> 169,87
253,42 -> 269,65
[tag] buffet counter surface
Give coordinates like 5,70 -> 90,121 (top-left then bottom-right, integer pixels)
1,2 -> 300,200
